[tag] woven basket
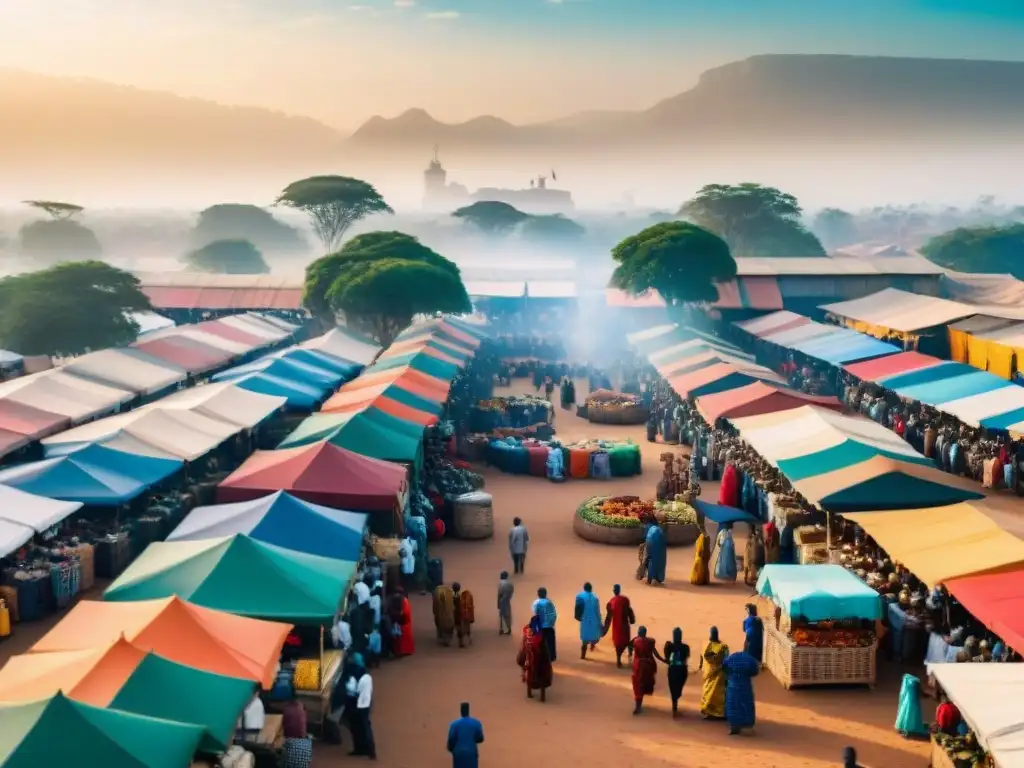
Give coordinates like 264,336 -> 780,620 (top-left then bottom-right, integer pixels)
452,492 -> 494,540
763,621 -> 876,689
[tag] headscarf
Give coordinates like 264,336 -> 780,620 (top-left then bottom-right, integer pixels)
709,626 -> 720,643
672,627 -> 683,644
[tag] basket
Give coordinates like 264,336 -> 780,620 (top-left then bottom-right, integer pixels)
585,402 -> 649,425
763,621 -> 876,689
452,492 -> 494,540
372,536 -> 402,566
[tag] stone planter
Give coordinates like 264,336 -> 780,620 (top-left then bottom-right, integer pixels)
585,403 -> 649,425
573,514 -> 699,547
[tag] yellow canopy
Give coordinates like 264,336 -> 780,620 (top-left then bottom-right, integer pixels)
845,501 -> 1024,587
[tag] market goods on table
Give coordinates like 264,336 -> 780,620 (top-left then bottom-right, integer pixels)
577,495 -> 698,529
932,733 -> 987,768
470,396 -> 551,432
584,390 -> 648,425
485,438 -> 641,480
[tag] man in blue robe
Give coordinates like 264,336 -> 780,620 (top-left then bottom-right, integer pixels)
446,701 -> 484,768
574,582 -> 603,659
722,651 -> 760,735
644,524 -> 667,585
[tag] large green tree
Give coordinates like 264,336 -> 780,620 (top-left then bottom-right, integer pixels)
183,239 -> 270,274
452,201 -> 529,235
609,221 -> 737,306
519,214 -> 586,243
275,176 -> 392,253
812,207 -> 859,249
193,204 -> 306,253
922,224 -> 1024,277
303,231 -> 471,344
18,199 -> 101,262
679,183 -> 826,258
0,261 -> 152,356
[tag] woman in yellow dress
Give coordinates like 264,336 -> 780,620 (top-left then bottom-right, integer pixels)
699,626 -> 729,719
690,529 -> 711,586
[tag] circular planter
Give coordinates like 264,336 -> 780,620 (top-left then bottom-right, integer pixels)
573,512 -> 699,547
585,403 -> 649,425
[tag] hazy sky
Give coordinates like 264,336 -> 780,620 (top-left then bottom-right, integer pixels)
3,0 -> 1024,128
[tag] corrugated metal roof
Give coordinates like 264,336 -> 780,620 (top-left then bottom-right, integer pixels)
734,256 -> 943,276
821,288 -> 976,332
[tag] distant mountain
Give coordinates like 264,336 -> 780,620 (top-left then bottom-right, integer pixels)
346,54 -> 1024,153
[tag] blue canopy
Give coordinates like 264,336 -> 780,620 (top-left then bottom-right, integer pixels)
213,356 -> 342,389
0,443 -> 182,505
229,372 -> 326,409
794,331 -> 900,365
879,361 -> 972,390
166,490 -> 367,561
893,369 -> 1009,406
278,348 -> 362,378
694,500 -> 758,527
755,564 -> 883,621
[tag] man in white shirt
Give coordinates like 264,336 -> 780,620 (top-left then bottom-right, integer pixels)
400,536 -> 417,590
239,692 -> 265,732
332,616 -> 352,650
349,654 -> 376,760
352,575 -> 371,606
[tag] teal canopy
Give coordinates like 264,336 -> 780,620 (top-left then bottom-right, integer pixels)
755,564 -> 882,621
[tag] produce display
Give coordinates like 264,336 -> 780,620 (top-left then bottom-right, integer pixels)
470,396 -> 552,433
933,732 -> 989,768
476,395 -> 551,412
293,659 -> 321,691
577,495 -> 697,529
789,625 -> 876,648
584,390 -> 648,425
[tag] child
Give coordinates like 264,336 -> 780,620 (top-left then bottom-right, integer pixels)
368,625 -> 382,668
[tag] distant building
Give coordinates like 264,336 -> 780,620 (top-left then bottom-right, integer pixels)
422,149 -> 574,214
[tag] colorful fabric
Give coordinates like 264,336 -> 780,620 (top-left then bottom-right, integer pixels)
742,616 -> 764,662
395,597 -> 415,656
719,464 -> 740,507
714,529 -> 737,582
433,586 -> 455,633
575,590 -> 603,644
723,651 -> 759,729
690,532 -> 711,585
631,635 -> 657,699
700,641 -> 729,718
644,525 -> 667,583
517,625 -> 553,690
895,673 -> 928,737
283,737 -> 313,768
604,595 -> 635,651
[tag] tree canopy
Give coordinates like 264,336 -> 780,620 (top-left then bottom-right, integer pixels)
23,200 -> 84,220
193,204 -> 306,253
275,176 -> 392,253
452,201 -> 529,235
17,219 -> 102,262
679,183 -> 826,258
921,224 -> 1024,278
0,261 -> 152,356
811,208 -> 859,249
609,221 -> 737,306
183,239 -> 270,274
303,231 -> 470,344
519,214 -> 586,243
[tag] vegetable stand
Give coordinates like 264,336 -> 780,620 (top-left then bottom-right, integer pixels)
756,564 -> 882,689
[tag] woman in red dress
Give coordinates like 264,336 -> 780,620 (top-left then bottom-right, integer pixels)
390,588 -> 415,657
718,463 -> 740,508
631,626 -> 658,715
517,613 -> 553,702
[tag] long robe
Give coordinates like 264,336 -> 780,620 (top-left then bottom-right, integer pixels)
517,625 -> 553,691
742,616 -> 763,663
723,651 -> 759,729
395,596 -> 415,656
714,529 -> 737,582
575,590 -> 603,645
743,533 -> 764,587
631,635 -> 657,699
433,586 -> 456,638
718,464 -> 740,508
447,716 -> 484,768
603,595 -> 635,653
763,522 -> 780,565
690,531 -> 711,586
644,525 -> 667,584
700,641 -> 729,718
894,674 -> 928,737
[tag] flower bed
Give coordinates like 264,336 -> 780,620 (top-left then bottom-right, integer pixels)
573,496 -> 699,546
584,391 -> 648,425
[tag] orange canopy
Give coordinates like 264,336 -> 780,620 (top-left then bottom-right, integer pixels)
338,366 -> 448,398
31,597 -> 290,689
373,396 -> 439,426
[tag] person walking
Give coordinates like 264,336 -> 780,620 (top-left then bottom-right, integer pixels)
452,582 -> 475,648
517,607 -> 553,702
574,582 -> 602,659
602,584 -> 636,668
531,587 -> 558,661
509,517 -> 529,574
348,654 -> 376,759
497,571 -> 514,635
722,650 -> 759,735
662,627 -> 691,718
446,702 -> 484,768
630,626 -> 658,715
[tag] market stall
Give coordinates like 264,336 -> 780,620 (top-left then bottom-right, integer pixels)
573,495 -> 699,545
485,438 -> 641,480
695,381 -> 842,424
278,408 -> 426,472
300,327 -> 382,366
471,395 -> 552,432
584,390 -> 648,425
756,564 -> 882,689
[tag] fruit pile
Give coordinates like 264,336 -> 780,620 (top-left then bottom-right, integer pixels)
790,628 -> 875,648
600,496 -> 656,521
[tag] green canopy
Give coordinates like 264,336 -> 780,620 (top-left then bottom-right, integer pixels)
104,535 -> 355,624
359,405 -> 425,440
278,412 -> 353,447
279,411 -> 423,468
110,652 -> 256,752
0,692 -> 203,768
407,353 -> 459,381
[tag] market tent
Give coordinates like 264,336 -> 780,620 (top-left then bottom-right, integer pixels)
0,443 -> 182,505
367,351 -> 460,382
217,313 -> 295,342
0,518 -> 34,559
0,639 -> 254,752
0,485 -> 82,543
648,337 -> 752,366
339,365 -> 449,397
0,692 -> 203,768
59,348 -> 186,397
695,381 -> 842,423
947,315 -> 1020,364
945,570 -> 1024,656
104,535 -> 356,624
755,564 -> 882,621
301,327 -> 382,366
278,409 -> 424,466
0,349 -> 24,369
843,350 -> 944,382
933,386 -> 1024,430
216,441 -> 407,514
667,360 -> 786,398
844,502 -> 1024,587
654,348 -> 758,379
0,400 -> 69,443
370,397 -> 439,426
229,372 -> 325,409
0,370 -> 134,424
928,664 -> 1024,768
962,322 -> 1024,379
130,310 -> 176,339
213,355 -> 343,389
190,320 -> 267,349
32,596 -> 290,688
135,335 -> 234,375
322,381 -> 443,417
41,407 -> 239,461
694,500 -> 758,527
821,288 -> 975,335
379,336 -> 471,365
147,382 -> 286,429
789,327 -> 900,365
168,490 -> 367,561
760,321 -> 838,347
274,347 -> 363,377
626,324 -> 690,356
736,310 -> 811,338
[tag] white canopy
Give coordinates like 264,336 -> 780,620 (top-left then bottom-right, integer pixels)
929,663 -> 1024,768
821,288 -> 976,333
0,484 -> 83,544
150,382 -> 286,429
302,328 -> 381,366
42,407 -> 240,461
736,310 -> 808,337
129,311 -> 176,339
145,327 -> 252,355
252,313 -> 301,333
0,371 -> 134,424
60,348 -> 186,396
218,314 -> 293,341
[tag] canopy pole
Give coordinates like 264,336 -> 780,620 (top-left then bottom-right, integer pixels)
826,508 -> 832,560
319,625 -> 325,691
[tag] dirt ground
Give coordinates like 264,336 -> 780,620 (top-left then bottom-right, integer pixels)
0,378 -> 952,767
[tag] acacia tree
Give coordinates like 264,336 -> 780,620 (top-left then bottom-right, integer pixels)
303,231 -> 470,344
680,183 -> 825,258
452,201 -> 529,235
184,239 -> 270,274
23,200 -> 84,221
0,261 -> 152,356
18,199 -> 101,262
275,176 -> 392,253
609,221 -> 737,310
